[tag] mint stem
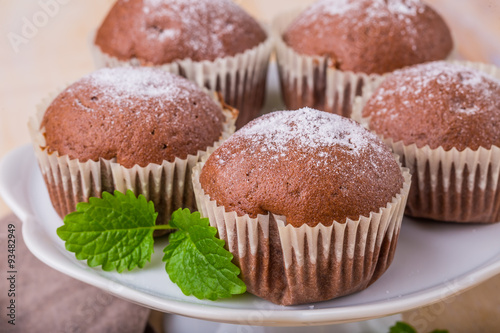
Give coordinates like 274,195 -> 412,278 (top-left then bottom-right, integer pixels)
154,224 -> 176,230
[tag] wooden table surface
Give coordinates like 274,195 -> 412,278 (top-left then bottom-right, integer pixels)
1,1 -> 500,332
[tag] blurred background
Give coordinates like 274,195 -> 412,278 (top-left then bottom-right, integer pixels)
1,1 -> 500,332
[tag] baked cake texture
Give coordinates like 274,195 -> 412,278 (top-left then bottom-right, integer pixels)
201,109 -> 403,227
41,67 -> 225,168
94,0 -> 271,129
33,67 -> 234,231
95,0 -> 267,64
194,108 -> 410,305
363,61 -> 500,150
361,61 -> 500,223
276,0 -> 453,119
283,0 -> 453,74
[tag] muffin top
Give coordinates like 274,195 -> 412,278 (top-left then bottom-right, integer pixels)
41,67 -> 225,168
362,61 -> 500,151
283,0 -> 453,74
200,108 -> 403,227
95,0 -> 267,64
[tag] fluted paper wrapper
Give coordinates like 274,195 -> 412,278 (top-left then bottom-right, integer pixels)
352,60 -> 500,223
92,32 -> 273,129
192,154 -> 411,305
29,90 -> 237,233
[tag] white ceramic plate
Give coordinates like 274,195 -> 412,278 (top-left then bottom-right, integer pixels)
2,144 -> 500,326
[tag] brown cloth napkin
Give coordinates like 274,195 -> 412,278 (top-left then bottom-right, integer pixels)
0,214 -> 151,333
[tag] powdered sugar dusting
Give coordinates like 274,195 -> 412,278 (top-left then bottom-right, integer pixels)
367,62 -> 500,116
294,0 -> 427,49
307,0 -> 425,17
142,0 -> 246,56
239,109 -> 362,152
387,0 -> 423,15
215,108 -> 390,168
316,0 -> 363,16
69,67 -> 194,111
363,61 -> 500,150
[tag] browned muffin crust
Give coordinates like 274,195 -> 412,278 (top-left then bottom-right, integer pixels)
41,67 -> 225,168
283,0 -> 453,74
362,61 -> 500,151
95,0 -> 267,64
200,108 -> 404,227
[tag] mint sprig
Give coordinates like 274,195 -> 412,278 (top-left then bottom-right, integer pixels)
57,190 -> 246,300
57,190 -> 162,272
163,209 -> 246,300
389,321 -> 449,333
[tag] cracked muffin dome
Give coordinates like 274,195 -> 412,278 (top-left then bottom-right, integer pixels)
95,0 -> 267,64
362,61 -> 500,151
199,108 -> 404,227
283,0 -> 453,74
40,67 -> 225,168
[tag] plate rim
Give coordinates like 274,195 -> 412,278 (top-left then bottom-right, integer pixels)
2,144 -> 500,326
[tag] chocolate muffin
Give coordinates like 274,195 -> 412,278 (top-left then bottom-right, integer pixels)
193,108 -> 411,305
95,0 -> 267,64
363,62 -> 500,150
94,0 -> 273,129
30,67 -> 236,229
284,0 -> 452,74
200,110 -> 404,227
275,0 -> 453,117
361,61 -> 500,223
42,67 -> 225,168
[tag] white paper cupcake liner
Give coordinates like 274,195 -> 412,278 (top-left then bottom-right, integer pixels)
273,9 -> 458,119
29,89 -> 237,231
352,60 -> 500,223
192,151 -> 411,305
92,29 -> 273,129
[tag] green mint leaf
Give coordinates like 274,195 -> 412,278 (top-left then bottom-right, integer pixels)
57,190 -> 159,273
430,330 -> 449,333
389,322 -> 418,333
163,208 -> 246,300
